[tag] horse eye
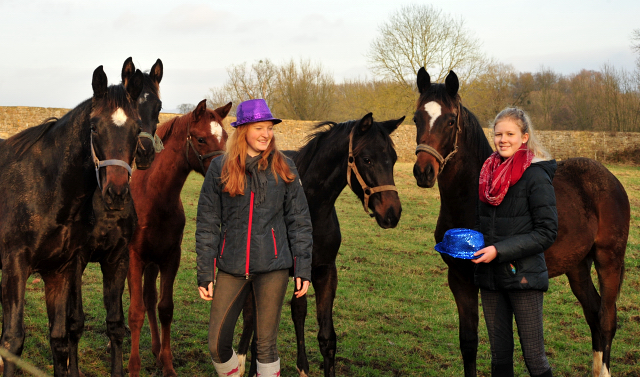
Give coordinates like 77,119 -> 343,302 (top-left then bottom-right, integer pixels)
448,119 -> 455,127
412,116 -> 417,124
197,137 -> 206,144
363,157 -> 372,165
90,124 -> 97,133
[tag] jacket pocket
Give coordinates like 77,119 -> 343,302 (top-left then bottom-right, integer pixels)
272,228 -> 278,259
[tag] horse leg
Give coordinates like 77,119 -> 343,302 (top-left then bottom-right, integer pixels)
448,265 -> 479,377
42,267 -> 76,377
100,250 -> 129,377
565,259 -> 603,377
237,289 -> 255,376
155,256 -> 180,377
67,257 -> 87,377
291,279 -> 309,376
312,264 -> 338,377
0,255 -> 29,377
143,263 -> 161,359
593,245 -> 625,377
127,253 -> 147,377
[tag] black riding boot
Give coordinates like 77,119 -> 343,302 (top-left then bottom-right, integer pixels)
531,368 -> 553,377
491,362 -> 514,377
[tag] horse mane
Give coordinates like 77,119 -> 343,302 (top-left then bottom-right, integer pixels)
156,114 -> 185,141
4,117 -> 59,157
293,118 -> 395,178
461,106 -> 494,163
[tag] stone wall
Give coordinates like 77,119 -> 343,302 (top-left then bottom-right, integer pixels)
2,106 -> 639,162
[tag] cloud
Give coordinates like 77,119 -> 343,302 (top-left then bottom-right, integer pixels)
158,4 -> 231,34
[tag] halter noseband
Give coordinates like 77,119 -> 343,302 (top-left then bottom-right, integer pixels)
415,102 -> 462,176
90,133 -> 134,190
138,131 -> 165,153
185,121 -> 224,173
347,127 -> 398,217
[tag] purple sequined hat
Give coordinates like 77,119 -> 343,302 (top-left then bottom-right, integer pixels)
231,99 -> 282,128
434,228 -> 485,259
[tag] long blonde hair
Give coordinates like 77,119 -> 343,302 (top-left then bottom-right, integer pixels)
220,124 -> 295,196
493,107 -> 552,160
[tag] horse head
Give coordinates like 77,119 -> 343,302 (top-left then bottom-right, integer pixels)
349,113 -> 404,229
185,99 -> 231,175
91,65 -> 143,210
413,68 -> 462,188
121,57 -> 163,170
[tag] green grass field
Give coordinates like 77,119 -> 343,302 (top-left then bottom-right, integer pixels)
10,162 -> 640,376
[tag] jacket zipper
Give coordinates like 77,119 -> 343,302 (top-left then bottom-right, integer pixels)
220,231 -> 227,258
245,191 -> 255,279
272,228 -> 278,258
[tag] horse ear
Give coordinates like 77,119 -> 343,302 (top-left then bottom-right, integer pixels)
445,70 -> 459,98
214,102 -> 232,119
126,69 -> 144,103
150,58 -> 163,84
121,57 -> 135,88
92,65 -> 108,98
193,99 -> 208,121
381,116 -> 405,134
358,113 -> 374,133
417,67 -> 430,95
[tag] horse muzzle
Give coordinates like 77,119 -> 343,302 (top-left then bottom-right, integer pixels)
371,191 -> 402,229
413,158 -> 437,188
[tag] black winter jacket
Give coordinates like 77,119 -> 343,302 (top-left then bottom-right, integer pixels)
474,160 -> 558,291
195,154 -> 313,285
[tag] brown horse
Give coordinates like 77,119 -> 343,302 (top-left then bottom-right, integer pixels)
126,99 -> 231,377
412,69 -> 630,377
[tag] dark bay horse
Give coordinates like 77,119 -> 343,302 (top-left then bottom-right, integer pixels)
238,113 -> 404,377
79,58 -> 164,376
412,69 -> 630,377
127,100 -> 231,377
0,65 -> 144,377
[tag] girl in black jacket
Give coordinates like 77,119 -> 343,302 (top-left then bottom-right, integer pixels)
473,107 -> 558,377
196,99 -> 312,377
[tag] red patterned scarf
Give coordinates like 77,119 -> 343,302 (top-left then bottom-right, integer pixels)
479,146 -> 534,206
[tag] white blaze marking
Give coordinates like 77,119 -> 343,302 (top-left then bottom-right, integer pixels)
138,92 -> 149,104
111,108 -> 128,127
210,121 -> 223,143
423,101 -> 442,130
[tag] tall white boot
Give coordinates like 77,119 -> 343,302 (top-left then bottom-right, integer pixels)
213,349 -> 242,377
256,358 -> 280,377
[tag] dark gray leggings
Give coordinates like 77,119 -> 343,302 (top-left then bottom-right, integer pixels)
208,269 -> 289,364
480,289 -> 551,376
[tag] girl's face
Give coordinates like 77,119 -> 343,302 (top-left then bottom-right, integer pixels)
245,121 -> 274,157
493,119 -> 529,159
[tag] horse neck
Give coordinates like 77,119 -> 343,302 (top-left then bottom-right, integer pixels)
296,136 -> 350,214
436,125 -> 490,232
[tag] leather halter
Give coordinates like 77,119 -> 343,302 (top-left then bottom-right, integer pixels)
90,133 -> 134,190
185,121 -> 224,173
347,127 -> 398,217
415,102 -> 462,176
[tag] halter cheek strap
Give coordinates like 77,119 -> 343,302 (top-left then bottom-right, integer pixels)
90,133 -> 134,190
347,127 -> 398,217
415,102 -> 462,176
184,121 -> 225,173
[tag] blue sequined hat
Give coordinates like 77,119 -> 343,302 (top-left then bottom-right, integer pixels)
231,99 -> 282,128
434,228 -> 485,259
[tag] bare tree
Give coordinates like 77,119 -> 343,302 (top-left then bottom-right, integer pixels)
274,59 -> 335,120
177,103 -> 196,114
367,4 -> 491,90
207,59 -> 278,115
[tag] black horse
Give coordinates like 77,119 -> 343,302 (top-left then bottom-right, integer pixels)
77,58 -> 164,377
238,113 -> 404,377
412,69 -> 629,377
0,65 -> 144,377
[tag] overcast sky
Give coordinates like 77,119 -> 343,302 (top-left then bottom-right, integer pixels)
1,0 -> 638,112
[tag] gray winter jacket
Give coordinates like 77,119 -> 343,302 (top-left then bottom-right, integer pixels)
474,160 -> 558,291
195,154 -> 312,285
